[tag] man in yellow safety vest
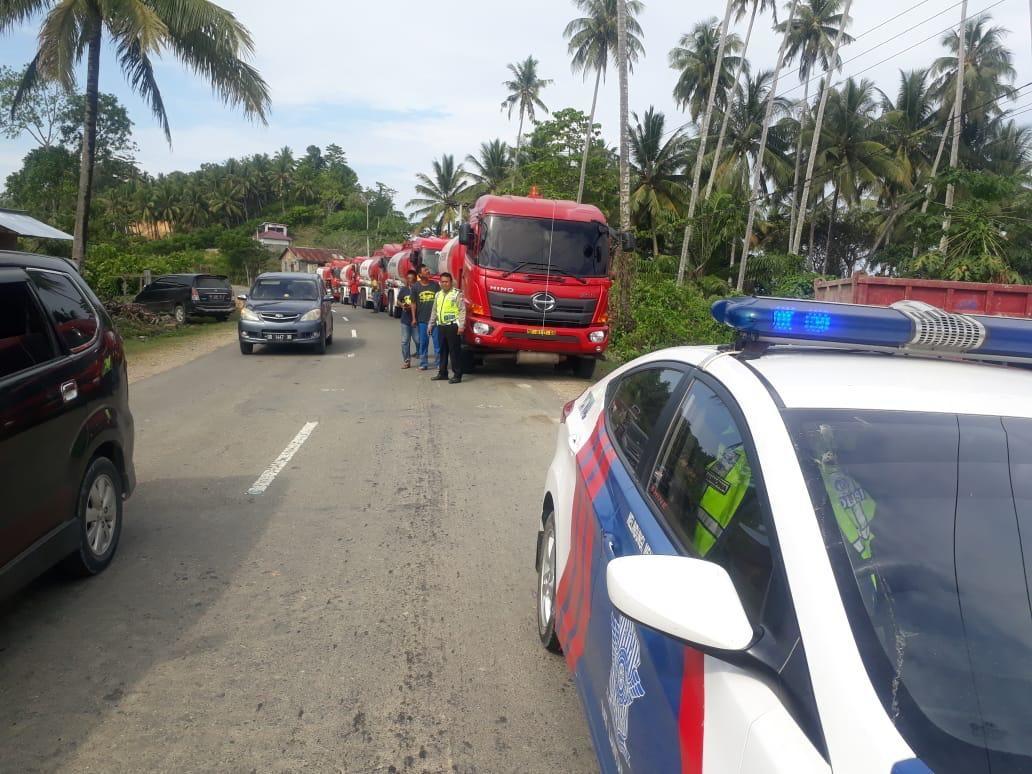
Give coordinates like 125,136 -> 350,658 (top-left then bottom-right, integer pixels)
693,444 -> 751,556
428,271 -> 466,384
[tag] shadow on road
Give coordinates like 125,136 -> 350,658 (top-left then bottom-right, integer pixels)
0,474 -> 282,770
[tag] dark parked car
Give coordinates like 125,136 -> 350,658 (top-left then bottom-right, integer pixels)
0,251 -> 135,598
134,273 -> 235,323
238,273 -> 334,355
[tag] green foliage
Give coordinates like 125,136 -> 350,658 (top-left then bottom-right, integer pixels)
1,145 -> 79,228
744,251 -> 822,297
610,277 -> 733,362
81,245 -> 204,300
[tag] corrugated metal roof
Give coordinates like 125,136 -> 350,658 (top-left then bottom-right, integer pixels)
282,247 -> 344,264
0,209 -> 73,240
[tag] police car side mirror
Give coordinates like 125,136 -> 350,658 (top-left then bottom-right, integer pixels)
607,556 -> 754,652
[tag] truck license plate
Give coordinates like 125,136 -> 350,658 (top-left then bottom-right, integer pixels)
528,328 -> 556,336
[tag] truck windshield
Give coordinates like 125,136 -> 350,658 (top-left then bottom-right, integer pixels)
479,215 -> 608,277
783,409 -> 1032,774
420,248 -> 441,275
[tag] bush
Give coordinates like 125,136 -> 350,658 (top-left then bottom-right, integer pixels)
81,244 -> 204,300
610,278 -> 733,363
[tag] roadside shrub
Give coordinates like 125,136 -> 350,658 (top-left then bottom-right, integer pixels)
610,278 -> 733,363
81,244 -> 204,299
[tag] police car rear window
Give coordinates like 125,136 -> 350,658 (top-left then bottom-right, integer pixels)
606,368 -> 683,471
785,409 -> 1032,774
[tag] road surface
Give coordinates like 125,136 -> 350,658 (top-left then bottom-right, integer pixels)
0,309 -> 597,773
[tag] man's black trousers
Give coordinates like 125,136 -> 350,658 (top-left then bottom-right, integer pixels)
437,323 -> 462,378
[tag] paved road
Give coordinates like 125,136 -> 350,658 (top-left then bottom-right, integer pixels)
0,309 -> 597,773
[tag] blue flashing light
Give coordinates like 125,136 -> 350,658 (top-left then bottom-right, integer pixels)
891,760 -> 934,774
712,295 -> 1032,361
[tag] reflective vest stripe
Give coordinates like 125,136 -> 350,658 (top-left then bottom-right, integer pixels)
436,290 -> 461,324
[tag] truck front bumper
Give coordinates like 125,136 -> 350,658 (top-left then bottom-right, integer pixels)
462,316 -> 608,357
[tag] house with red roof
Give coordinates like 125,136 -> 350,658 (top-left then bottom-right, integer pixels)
255,222 -> 293,252
279,246 -> 346,274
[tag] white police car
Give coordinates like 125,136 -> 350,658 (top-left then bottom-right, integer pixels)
535,296 -> 1032,774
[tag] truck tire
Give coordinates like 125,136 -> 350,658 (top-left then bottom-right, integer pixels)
572,357 -> 597,380
461,349 -> 477,373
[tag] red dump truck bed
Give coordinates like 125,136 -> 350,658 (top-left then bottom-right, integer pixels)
814,273 -> 1032,318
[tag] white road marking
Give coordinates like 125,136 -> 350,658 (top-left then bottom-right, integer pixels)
247,422 -> 318,496
347,353 -> 356,358
518,383 -> 532,390
351,329 -> 358,338
341,316 -> 349,322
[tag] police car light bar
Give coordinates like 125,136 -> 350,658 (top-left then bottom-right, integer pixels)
711,296 -> 1032,361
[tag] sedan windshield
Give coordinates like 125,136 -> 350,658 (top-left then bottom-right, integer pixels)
784,409 -> 1032,774
251,279 -> 319,301
479,215 -> 608,277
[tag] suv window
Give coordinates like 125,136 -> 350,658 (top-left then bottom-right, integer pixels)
195,275 -> 231,290
28,270 -> 99,351
0,281 -> 59,379
607,367 -> 684,471
647,380 -> 772,622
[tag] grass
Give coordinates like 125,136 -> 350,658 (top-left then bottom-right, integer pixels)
120,316 -> 237,358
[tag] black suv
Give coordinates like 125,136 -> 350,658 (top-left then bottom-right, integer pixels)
0,252 -> 136,598
134,273 -> 235,323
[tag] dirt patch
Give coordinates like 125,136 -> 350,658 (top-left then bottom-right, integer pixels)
127,324 -> 237,383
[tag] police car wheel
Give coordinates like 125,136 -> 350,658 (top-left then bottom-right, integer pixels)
537,512 -> 562,653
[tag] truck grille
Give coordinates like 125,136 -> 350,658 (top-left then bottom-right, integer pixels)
488,292 -> 597,328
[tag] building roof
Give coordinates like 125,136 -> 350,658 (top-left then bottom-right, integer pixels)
257,231 -> 293,242
471,194 -> 606,224
0,209 -> 73,240
281,246 -> 344,264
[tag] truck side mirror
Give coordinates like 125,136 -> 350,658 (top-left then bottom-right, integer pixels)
458,223 -> 473,247
621,232 -> 637,253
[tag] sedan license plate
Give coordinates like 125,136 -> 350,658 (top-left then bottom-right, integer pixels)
528,328 -> 556,336
265,333 -> 293,341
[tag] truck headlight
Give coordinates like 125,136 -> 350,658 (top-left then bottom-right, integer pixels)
301,308 -> 322,322
473,322 -> 492,336
240,307 -> 260,322
589,330 -> 607,343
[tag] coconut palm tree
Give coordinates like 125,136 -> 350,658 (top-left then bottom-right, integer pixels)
669,20 -> 744,123
779,0 -> 854,244
707,0 -> 780,201
3,0 -> 270,265
407,155 -> 472,235
613,0 -> 634,332
629,108 -> 690,256
501,56 -> 553,170
465,140 -> 511,196
789,0 -> 854,255
564,0 -> 645,203
739,0 -> 800,291
936,1 -> 970,254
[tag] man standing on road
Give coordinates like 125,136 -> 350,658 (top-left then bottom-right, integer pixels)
414,265 -> 440,371
398,270 -> 418,369
348,267 -> 360,308
428,272 -> 465,384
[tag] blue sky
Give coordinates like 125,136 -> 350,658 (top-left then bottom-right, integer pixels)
3,0 -> 1032,214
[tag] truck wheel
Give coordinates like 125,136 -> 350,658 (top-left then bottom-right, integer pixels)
537,511 -> 562,653
240,342 -> 254,355
571,357 -> 597,379
461,349 -> 477,373
62,457 -> 123,577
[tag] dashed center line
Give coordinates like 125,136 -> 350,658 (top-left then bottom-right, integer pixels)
351,329 -> 358,338
247,421 -> 318,496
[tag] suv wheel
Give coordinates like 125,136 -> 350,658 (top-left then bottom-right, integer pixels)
63,457 -> 123,576
537,511 -> 562,653
316,326 -> 327,355
173,304 -> 186,325
240,341 -> 254,355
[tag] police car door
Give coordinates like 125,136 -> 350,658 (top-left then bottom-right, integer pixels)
632,375 -> 828,773
571,363 -> 689,773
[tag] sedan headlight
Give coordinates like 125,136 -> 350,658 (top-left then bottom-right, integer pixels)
472,321 -> 492,336
589,330 -> 607,343
240,307 -> 260,322
300,308 -> 322,322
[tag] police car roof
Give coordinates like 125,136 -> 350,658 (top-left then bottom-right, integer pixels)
655,345 -> 1032,418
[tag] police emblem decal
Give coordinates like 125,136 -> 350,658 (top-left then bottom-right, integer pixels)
607,612 -> 645,766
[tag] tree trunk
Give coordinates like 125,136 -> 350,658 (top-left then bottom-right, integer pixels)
72,15 -> 102,266
739,0 -> 800,292
913,112 -> 952,257
678,0 -> 736,286
940,0 -> 968,255
514,110 -> 526,176
824,183 -> 840,273
707,0 -> 759,201
788,76 -> 812,246
577,68 -> 603,204
613,0 -> 635,334
652,231 -> 659,258
791,0 -> 853,256
808,191 -> 820,259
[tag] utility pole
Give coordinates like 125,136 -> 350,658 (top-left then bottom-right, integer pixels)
940,0 -> 968,255
738,0 -> 799,292
365,198 -> 371,256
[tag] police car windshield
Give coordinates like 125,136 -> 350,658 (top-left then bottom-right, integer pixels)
479,215 -> 608,277
784,409 -> 1032,774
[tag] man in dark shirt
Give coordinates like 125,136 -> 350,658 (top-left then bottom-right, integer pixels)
414,265 -> 440,371
398,270 -> 418,368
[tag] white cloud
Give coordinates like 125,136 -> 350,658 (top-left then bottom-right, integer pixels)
4,0 -> 1032,218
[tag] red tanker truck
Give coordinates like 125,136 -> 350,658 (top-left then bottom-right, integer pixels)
451,193 -> 631,378
359,245 -> 402,312
382,236 -> 451,317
